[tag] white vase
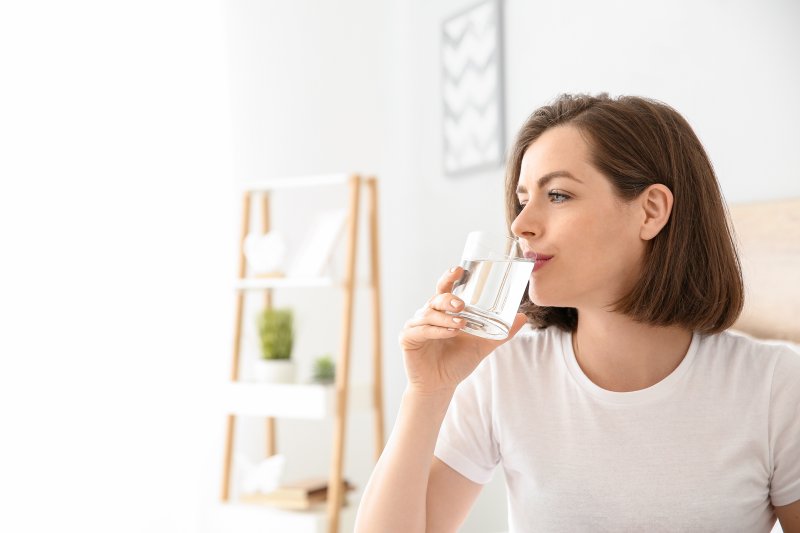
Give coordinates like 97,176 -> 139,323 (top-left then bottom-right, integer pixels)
253,359 -> 295,384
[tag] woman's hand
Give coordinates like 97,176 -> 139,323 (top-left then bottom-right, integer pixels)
400,266 -> 529,395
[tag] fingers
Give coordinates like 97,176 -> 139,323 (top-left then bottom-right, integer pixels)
400,266 -> 468,346
401,323 -> 463,344
406,306 -> 465,330
428,291 -> 464,313
403,290 -> 467,345
435,265 -> 464,295
401,315 -> 465,345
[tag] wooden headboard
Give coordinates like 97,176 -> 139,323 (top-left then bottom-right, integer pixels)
729,198 -> 800,343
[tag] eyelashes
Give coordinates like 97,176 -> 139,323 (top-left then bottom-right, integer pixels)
548,190 -> 570,203
517,190 -> 572,211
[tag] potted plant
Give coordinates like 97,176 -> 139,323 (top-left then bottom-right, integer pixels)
254,308 -> 295,383
311,354 -> 336,384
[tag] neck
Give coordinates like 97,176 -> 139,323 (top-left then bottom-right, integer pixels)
572,310 -> 693,392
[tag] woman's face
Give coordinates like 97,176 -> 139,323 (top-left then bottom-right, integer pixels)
511,125 -> 646,310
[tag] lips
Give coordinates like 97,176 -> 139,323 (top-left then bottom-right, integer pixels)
523,251 -> 554,261
523,251 -> 553,271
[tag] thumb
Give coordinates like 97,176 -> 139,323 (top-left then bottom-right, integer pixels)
505,312 -> 529,340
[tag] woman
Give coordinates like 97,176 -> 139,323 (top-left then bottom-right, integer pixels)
355,94 -> 800,532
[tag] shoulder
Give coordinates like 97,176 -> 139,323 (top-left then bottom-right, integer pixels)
692,329 -> 800,388
698,329 -> 800,364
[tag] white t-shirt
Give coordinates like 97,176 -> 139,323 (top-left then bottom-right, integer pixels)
434,326 -> 800,532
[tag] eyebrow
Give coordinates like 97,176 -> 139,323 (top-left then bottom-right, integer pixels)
515,170 -> 583,194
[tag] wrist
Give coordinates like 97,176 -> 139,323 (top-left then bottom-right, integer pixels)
402,385 -> 455,410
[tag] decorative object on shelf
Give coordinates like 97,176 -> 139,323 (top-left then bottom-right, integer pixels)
311,354 -> 336,384
441,0 -> 506,176
244,230 -> 287,276
237,452 -> 286,494
240,476 -> 355,511
254,308 -> 295,383
286,208 -> 347,278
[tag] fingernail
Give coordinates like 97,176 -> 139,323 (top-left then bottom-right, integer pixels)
452,317 -> 462,323
449,266 -> 457,273
451,299 -> 461,308
447,328 -> 455,331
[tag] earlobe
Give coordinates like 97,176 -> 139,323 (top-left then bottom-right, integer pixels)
639,184 -> 674,241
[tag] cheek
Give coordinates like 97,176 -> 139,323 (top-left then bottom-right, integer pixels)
592,225 -> 647,287
586,206 -> 642,260
618,241 -> 647,281
564,217 -> 611,265
560,215 -> 644,290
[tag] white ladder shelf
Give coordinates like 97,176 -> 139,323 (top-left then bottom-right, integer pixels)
219,173 -> 385,533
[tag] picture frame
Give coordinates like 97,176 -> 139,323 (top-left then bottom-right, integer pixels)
441,0 -> 506,176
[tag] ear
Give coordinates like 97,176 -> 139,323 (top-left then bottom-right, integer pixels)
638,184 -> 673,241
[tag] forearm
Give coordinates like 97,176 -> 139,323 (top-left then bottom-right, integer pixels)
354,387 -> 454,533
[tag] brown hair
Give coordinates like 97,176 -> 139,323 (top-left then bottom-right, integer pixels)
505,93 -> 743,333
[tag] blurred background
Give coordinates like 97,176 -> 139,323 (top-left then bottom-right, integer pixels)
0,0 -> 798,532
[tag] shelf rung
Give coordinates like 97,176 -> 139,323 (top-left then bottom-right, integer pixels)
239,173 -> 353,192
220,382 -> 373,419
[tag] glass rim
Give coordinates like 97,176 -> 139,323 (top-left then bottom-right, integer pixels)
462,230 -> 529,261
464,230 -> 520,242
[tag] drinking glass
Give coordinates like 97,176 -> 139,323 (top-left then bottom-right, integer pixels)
449,231 -> 535,339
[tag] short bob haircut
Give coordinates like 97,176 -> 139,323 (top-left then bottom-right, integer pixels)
505,93 -> 743,333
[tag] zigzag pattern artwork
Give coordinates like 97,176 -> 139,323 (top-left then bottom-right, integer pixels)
441,0 -> 505,175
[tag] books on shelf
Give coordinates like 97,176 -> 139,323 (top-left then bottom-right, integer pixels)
240,477 -> 355,511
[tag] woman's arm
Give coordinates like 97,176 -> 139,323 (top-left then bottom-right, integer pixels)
776,500 -> 800,533
354,388 -> 482,532
355,266 -> 526,532
426,458 -> 483,531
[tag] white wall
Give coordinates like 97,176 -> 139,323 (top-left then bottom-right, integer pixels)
501,0 -> 800,204
0,1 -> 233,532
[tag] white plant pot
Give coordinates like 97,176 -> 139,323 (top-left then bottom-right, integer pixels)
253,359 -> 295,384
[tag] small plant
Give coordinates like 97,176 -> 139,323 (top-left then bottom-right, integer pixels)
312,354 -> 336,384
257,308 -> 294,360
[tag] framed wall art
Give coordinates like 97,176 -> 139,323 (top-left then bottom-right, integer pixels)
441,0 -> 506,176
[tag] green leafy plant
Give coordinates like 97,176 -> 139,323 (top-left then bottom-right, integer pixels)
312,354 -> 335,383
257,308 -> 294,360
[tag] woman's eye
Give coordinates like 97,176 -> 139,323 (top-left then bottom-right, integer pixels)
548,190 -> 570,203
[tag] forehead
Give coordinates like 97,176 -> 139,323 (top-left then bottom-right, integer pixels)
519,125 -> 592,182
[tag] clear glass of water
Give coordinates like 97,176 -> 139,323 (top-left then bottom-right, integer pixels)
449,231 -> 535,339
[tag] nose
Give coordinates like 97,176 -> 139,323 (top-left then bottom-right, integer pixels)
511,204 -> 539,240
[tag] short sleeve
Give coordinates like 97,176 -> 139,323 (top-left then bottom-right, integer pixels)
434,357 -> 500,485
769,346 -> 800,506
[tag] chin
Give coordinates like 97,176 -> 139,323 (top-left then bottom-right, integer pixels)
527,290 -> 556,308
527,286 -> 576,309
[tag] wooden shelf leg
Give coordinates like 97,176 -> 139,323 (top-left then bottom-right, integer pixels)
326,174 -> 361,533
231,191 -> 251,382
366,177 -> 385,460
221,192 -> 251,501
221,414 -> 236,501
265,418 -> 276,457
260,191 -> 278,458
